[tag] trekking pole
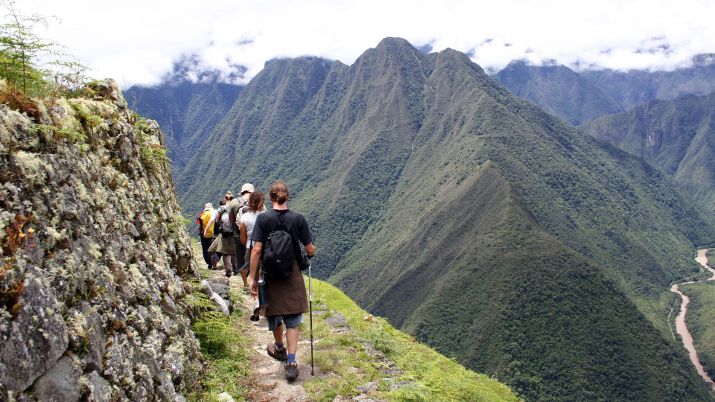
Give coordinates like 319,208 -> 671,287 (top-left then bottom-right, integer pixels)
308,261 -> 314,375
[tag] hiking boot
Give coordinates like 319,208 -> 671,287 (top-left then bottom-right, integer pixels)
267,344 -> 287,361
250,303 -> 260,321
284,362 -> 299,382
225,269 -> 232,278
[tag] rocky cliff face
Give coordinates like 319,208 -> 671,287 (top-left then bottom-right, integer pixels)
0,80 -> 201,401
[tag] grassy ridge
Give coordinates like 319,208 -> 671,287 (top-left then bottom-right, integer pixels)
183,270 -> 518,400
305,278 -> 519,401
185,240 -> 516,401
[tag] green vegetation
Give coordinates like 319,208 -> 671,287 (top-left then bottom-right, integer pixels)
183,240 -> 516,401
124,80 -> 242,177
0,0 -> 52,95
494,60 -> 623,125
305,279 -> 518,401
0,1 -> 86,100
157,38 -> 715,400
132,113 -> 171,172
333,161 -> 710,401
581,92 -> 715,214
185,276 -> 251,401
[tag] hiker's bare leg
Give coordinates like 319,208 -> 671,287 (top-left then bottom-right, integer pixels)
240,268 -> 248,287
225,254 -> 238,277
272,323 -> 284,344
286,327 -> 299,355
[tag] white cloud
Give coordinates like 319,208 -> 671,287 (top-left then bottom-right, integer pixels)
14,0 -> 715,88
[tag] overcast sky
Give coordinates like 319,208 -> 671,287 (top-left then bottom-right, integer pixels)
15,0 -> 715,89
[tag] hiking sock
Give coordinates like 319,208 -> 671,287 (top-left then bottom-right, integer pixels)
287,353 -> 296,363
275,343 -> 285,351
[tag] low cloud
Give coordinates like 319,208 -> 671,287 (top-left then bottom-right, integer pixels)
18,0 -> 715,87
158,54 -> 247,85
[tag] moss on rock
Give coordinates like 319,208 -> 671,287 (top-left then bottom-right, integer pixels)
0,79 -> 202,400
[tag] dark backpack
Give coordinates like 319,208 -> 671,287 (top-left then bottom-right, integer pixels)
262,213 -> 297,280
213,210 -> 222,236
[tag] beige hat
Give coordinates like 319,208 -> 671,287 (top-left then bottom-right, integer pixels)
204,203 -> 213,210
240,183 -> 255,194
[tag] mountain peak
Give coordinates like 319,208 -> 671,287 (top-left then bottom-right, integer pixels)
375,37 -> 414,50
436,47 -> 472,62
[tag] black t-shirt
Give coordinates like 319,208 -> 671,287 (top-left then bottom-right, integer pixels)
251,209 -> 312,247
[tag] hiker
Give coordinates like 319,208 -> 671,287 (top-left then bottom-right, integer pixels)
239,190 -> 265,319
206,199 -> 226,268
196,202 -> 215,269
204,198 -> 236,277
249,180 -> 315,382
229,183 -> 255,277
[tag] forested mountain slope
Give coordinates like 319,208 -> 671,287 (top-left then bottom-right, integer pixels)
491,55 -> 715,126
581,91 -> 715,213
124,80 -> 242,175
494,60 -> 623,125
175,38 -> 715,400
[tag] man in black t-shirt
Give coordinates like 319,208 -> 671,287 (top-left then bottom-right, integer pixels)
249,181 -> 315,382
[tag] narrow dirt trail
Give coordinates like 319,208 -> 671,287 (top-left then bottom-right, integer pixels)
670,249 -> 715,391
226,275 -> 322,402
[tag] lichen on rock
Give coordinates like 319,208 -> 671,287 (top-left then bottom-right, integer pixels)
0,79 -> 202,400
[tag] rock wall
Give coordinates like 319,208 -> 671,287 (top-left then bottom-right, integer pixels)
0,80 -> 202,401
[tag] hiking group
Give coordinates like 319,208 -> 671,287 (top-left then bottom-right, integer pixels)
196,181 -> 315,382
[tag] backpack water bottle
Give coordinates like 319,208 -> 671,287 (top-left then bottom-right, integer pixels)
258,273 -> 267,307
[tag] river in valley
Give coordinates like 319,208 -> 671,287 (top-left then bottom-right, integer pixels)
670,249 -> 715,391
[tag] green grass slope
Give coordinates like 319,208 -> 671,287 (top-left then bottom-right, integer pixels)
307,279 -> 519,401
185,256 -> 518,401
174,38 -> 715,400
581,92 -> 715,213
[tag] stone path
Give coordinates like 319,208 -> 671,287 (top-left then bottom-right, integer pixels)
208,266 -> 398,401
227,274 -> 315,402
